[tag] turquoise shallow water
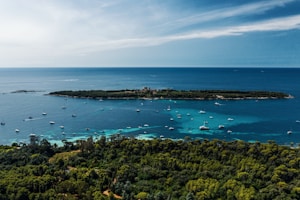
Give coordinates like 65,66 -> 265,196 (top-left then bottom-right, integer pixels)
0,67 -> 300,145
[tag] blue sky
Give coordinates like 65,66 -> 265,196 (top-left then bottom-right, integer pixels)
0,0 -> 299,67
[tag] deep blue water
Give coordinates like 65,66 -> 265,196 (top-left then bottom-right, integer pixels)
0,67 -> 300,146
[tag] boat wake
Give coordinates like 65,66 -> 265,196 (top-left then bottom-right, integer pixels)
23,117 -> 43,122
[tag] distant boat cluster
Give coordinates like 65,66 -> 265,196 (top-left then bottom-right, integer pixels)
164,101 -> 298,137
0,93 -> 298,144
198,111 -> 234,133
165,102 -> 235,134
0,106 -> 79,136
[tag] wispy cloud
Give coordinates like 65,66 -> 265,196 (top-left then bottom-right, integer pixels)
57,0 -> 300,54
65,14 -> 300,55
0,0 -> 299,67
159,0 -> 296,33
173,14 -> 300,39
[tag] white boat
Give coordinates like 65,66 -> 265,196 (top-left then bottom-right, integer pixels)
227,130 -> 232,134
42,112 -> 47,116
214,102 -> 222,106
136,109 -> 140,112
287,130 -> 292,135
49,121 -> 55,125
199,110 -> 206,114
199,125 -> 209,130
227,118 -> 234,121
15,129 -> 20,133
170,118 -> 174,121
60,125 -> 65,129
209,116 -> 213,119
296,120 -> 300,123
169,127 -> 175,130
144,124 -> 149,127
218,125 -> 225,129
72,114 -> 77,117
167,106 -> 171,111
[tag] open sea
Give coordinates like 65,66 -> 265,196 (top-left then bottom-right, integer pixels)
0,67 -> 300,146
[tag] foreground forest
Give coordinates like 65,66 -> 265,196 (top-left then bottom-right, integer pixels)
1,137 -> 300,200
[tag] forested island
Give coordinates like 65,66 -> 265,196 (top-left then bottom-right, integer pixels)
1,137 -> 300,199
49,87 -> 291,100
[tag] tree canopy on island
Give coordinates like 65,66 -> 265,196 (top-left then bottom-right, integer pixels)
49,88 -> 291,100
0,137 -> 300,199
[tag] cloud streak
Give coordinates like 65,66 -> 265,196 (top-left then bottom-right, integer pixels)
66,14 -> 300,55
0,0 -> 299,67
160,0 -> 296,33
58,0 -> 300,54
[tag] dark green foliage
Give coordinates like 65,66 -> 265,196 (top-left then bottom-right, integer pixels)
0,138 -> 300,199
49,88 -> 290,100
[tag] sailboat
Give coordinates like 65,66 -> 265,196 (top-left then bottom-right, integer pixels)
200,125 -> 209,130
199,121 -> 209,130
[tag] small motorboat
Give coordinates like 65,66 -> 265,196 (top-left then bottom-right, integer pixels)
199,125 -> 209,130
218,125 -> 225,129
215,102 -> 222,106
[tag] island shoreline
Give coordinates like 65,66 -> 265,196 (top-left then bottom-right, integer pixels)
48,87 -> 293,100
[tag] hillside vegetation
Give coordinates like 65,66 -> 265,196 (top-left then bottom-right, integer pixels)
0,137 -> 300,199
